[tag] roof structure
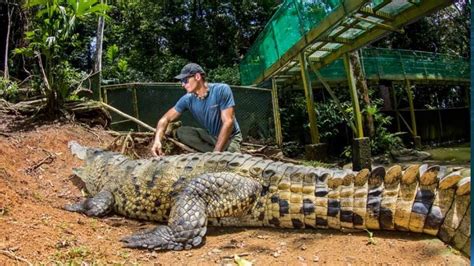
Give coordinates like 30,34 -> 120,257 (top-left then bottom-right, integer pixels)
239,0 -> 455,86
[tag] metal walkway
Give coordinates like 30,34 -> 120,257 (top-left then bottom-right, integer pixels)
239,0 -> 455,86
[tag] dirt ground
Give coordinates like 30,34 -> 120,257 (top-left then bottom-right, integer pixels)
0,122 -> 470,265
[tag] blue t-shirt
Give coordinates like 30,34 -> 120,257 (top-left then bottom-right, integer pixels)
174,83 -> 241,138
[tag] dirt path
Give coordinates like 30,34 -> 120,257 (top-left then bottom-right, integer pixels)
0,123 -> 470,265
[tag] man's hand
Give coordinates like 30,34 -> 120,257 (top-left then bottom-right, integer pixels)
152,107 -> 182,157
151,139 -> 164,157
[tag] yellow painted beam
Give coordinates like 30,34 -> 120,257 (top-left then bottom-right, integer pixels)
343,53 -> 364,138
299,53 -> 320,144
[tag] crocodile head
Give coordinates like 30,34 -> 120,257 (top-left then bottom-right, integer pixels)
68,141 -> 110,195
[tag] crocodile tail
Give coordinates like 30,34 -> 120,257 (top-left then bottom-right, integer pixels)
225,156 -> 471,257
341,164 -> 471,256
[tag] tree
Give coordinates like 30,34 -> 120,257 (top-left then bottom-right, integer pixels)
101,0 -> 278,82
1,2 -> 17,79
15,0 -> 108,116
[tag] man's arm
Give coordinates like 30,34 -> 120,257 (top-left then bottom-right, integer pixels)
214,107 -> 235,152
151,107 -> 181,156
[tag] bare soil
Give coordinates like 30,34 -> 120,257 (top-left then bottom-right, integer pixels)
0,122 -> 470,265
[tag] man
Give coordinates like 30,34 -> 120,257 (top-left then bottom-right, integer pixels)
151,63 -> 242,156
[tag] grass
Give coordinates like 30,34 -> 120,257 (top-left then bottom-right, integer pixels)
52,245 -> 90,262
423,143 -> 470,163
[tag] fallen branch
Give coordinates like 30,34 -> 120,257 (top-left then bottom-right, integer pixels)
0,132 -> 13,138
251,152 -> 302,165
0,249 -> 33,266
25,149 -> 56,174
101,102 -> 155,131
107,131 -> 154,137
242,142 -> 265,147
222,253 -> 250,259
166,137 -> 197,153
270,155 -> 301,165
101,105 -> 197,153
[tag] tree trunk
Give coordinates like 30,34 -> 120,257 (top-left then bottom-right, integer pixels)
93,4 -> 105,74
3,3 -> 13,79
349,50 -> 375,138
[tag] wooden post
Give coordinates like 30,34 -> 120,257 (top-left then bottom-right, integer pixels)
391,84 -> 401,132
103,87 -> 108,104
271,78 -> 283,146
405,79 -> 418,137
132,84 -> 141,132
298,52 -> 320,144
343,53 -> 364,138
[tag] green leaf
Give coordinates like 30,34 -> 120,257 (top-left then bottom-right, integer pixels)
366,105 -> 378,116
87,3 -> 109,15
106,44 -> 119,63
25,0 -> 47,8
117,59 -> 128,72
76,0 -> 98,16
67,0 -> 78,12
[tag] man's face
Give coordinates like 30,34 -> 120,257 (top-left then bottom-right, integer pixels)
181,74 -> 198,93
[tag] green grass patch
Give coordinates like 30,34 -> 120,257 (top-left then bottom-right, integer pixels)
424,144 -> 470,163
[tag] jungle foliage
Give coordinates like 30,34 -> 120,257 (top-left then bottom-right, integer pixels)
2,0 -> 279,109
279,87 -> 403,158
0,0 -> 470,149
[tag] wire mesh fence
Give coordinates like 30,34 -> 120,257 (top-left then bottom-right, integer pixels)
241,47 -> 470,86
102,83 -> 275,141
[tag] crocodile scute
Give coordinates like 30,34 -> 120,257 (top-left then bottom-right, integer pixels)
65,141 -> 471,255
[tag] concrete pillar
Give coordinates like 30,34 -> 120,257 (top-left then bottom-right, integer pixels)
352,137 -> 371,171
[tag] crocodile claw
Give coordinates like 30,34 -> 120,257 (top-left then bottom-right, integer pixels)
121,226 -> 181,250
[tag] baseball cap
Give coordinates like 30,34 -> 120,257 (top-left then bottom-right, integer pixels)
174,63 -> 206,79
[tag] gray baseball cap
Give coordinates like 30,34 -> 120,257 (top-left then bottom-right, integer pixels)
174,63 -> 206,79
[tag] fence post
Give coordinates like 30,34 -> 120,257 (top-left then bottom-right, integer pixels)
132,84 -> 141,132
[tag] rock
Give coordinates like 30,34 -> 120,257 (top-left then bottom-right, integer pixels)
390,148 -> 431,162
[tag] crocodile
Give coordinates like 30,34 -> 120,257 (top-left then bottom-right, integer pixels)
65,141 -> 471,256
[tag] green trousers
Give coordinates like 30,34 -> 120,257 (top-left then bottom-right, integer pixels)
176,126 -> 242,153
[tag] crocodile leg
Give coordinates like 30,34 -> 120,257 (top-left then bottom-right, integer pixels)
121,172 -> 262,251
64,190 -> 115,216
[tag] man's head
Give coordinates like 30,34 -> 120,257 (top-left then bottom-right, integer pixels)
175,63 -> 206,93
